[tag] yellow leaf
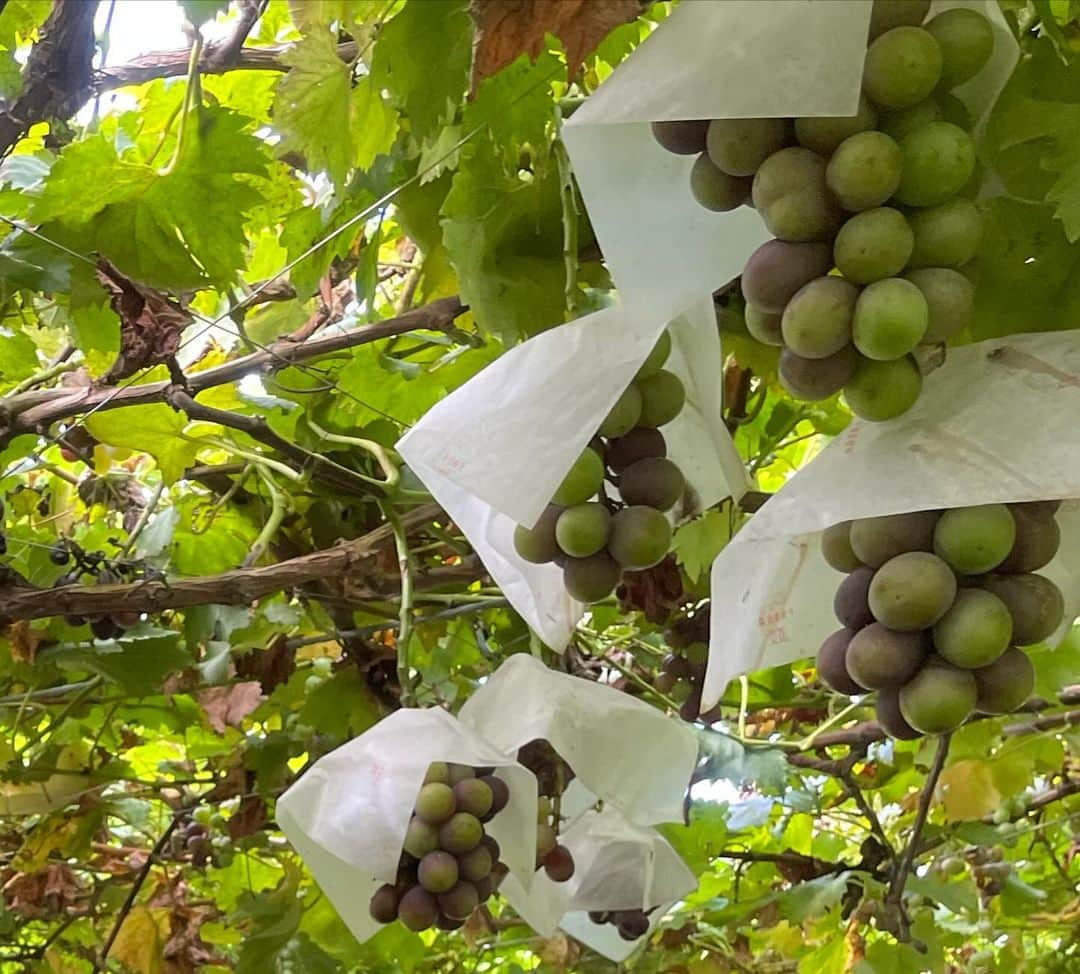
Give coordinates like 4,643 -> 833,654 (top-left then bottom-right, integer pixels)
939,759 -> 1002,821
111,906 -> 170,974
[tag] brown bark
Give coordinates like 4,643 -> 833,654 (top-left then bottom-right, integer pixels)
94,40 -> 358,93
0,0 -> 99,156
0,296 -> 466,442
0,504 -> 483,622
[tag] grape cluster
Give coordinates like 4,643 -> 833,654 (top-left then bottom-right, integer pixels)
516,739 -> 577,884
369,762 -> 511,933
50,542 -> 143,636
169,808 -> 227,869
657,607 -> 721,723
588,907 -> 653,942
818,501 -> 1064,738
653,1 -> 993,421
513,331 -> 689,604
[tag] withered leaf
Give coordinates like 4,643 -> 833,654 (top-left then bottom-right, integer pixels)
469,0 -> 644,93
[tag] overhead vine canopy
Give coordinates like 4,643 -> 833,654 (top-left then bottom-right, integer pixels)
0,1 -> 1079,972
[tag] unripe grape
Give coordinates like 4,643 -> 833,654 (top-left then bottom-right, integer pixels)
779,345 -> 858,401
608,506 -> 672,570
690,153 -> 751,212
706,118 -> 789,176
869,551 -> 957,629
868,0 -> 932,40
556,503 -> 611,558
636,370 -> 686,427
599,386 -> 643,438
439,813 -> 483,855
513,505 -> 563,564
552,448 -> 604,506
745,304 -> 784,346
821,521 -> 862,572
636,331 -> 671,379
925,7 -> 994,87
834,207 -> 914,284
834,565 -> 875,629
843,355 -> 922,421
895,122 -> 976,207
795,94 -> 878,156
876,686 -> 921,740
415,782 -> 456,825
563,552 -> 621,603
826,131 -> 903,211
906,267 -> 973,343
899,658 -> 977,735
863,26 -> 943,109
781,276 -> 858,359
981,573 -> 1064,645
751,147 -> 842,242
852,277 -> 929,360
850,510 -> 939,567
652,119 -> 708,155
419,851 -> 460,894
878,97 -> 941,142
908,198 -> 982,269
403,818 -> 440,858
933,504 -> 1015,574
480,776 -> 509,816
933,588 -> 1012,669
453,778 -> 494,819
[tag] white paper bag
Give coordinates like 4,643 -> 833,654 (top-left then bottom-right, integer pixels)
703,330 -> 1080,708
398,296 -> 748,649
276,707 -> 539,944
562,0 -> 1016,324
458,654 -> 697,827
500,804 -> 696,961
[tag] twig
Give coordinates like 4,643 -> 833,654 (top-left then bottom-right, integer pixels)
838,764 -> 895,858
305,418 -> 399,489
380,501 -> 416,707
118,482 -> 164,558
886,732 -> 951,940
8,360 -> 79,395
96,816 -> 180,970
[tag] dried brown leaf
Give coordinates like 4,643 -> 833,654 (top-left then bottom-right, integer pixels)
234,632 -> 296,695
95,258 -> 193,383
6,620 -> 49,665
196,681 -> 265,735
469,0 -> 644,92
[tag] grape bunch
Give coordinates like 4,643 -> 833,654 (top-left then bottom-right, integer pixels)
169,807 -> 228,869
517,739 -> 577,884
588,907 -> 654,941
657,607 -> 721,723
653,0 -> 993,421
50,542 -> 142,636
817,501 -> 1065,738
369,762 -> 511,932
513,331 -> 689,604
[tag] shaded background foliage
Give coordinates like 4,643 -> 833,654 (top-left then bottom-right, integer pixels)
0,1 -> 1078,972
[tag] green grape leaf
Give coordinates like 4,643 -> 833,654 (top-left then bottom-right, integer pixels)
86,404 -> 199,484
180,0 -> 230,26
234,866 -> 305,974
49,628 -> 193,697
273,29 -> 397,185
672,508 -> 732,584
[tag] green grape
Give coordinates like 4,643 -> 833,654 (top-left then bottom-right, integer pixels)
925,7 -> 994,87
751,147 -> 841,241
852,277 -> 929,360
878,97 -> 941,142
745,304 -> 784,346
555,503 -> 611,558
514,506 -> 563,564
863,26 -> 943,109
636,370 -> 686,427
794,94 -> 878,156
415,783 -> 456,825
932,588 -> 1012,669
652,119 -> 708,155
906,267 -> 973,343
608,506 -> 672,570
822,521 -> 862,572
636,331 -> 671,379
834,207 -> 914,284
869,551 -> 957,629
599,386 -> 642,438
552,448 -> 604,506
439,813 -> 483,855
895,121 -> 976,206
899,658 -> 977,734
706,118 -> 789,176
843,355 -> 922,421
826,131 -> 903,211
908,198 -> 981,268
563,552 -> 621,603
781,276 -> 859,359
933,503 -> 1015,574
690,152 -> 751,211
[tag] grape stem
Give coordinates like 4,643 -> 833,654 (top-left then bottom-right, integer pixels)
886,731 -> 952,945
380,499 -> 416,708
